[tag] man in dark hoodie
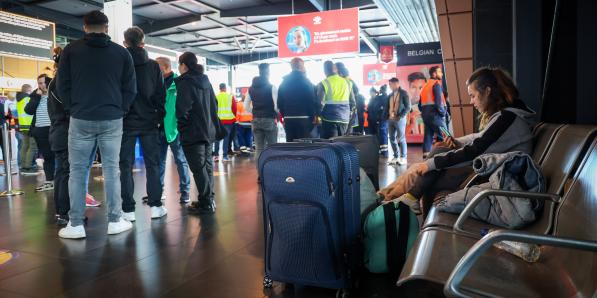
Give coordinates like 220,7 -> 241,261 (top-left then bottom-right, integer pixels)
277,57 -> 318,141
57,10 -> 137,239
175,52 -> 218,214
244,63 -> 278,161
120,26 -> 166,221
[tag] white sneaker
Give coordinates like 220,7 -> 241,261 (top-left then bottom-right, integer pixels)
398,157 -> 408,165
387,158 -> 398,165
161,193 -> 167,201
107,218 -> 133,235
58,222 -> 86,239
122,212 -> 136,222
151,206 -> 168,219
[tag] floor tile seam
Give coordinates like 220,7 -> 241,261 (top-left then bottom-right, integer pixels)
0,287 -> 35,298
156,240 -> 260,297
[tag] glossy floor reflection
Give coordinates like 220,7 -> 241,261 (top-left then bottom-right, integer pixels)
0,146 -> 422,298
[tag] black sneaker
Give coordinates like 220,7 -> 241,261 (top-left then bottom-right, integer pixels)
56,215 -> 69,226
188,201 -> 216,214
179,193 -> 190,204
142,196 -> 149,203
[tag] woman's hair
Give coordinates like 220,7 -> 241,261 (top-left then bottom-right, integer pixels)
52,47 -> 63,71
466,67 -> 519,128
178,52 -> 203,74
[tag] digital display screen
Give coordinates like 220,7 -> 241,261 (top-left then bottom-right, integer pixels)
0,11 -> 55,60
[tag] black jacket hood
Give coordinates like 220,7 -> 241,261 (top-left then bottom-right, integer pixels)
16,92 -> 30,101
252,75 -> 270,88
84,33 -> 111,48
176,70 -> 210,89
127,46 -> 150,66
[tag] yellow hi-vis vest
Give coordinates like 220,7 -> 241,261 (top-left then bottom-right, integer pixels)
321,74 -> 351,123
16,96 -> 33,131
216,92 -> 235,121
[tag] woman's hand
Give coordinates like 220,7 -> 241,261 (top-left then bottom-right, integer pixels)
444,136 -> 461,149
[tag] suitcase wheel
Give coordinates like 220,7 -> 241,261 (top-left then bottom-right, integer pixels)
336,288 -> 351,298
263,274 -> 273,289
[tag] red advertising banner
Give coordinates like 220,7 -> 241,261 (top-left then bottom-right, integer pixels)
277,8 -> 360,58
380,45 -> 394,63
362,63 -> 397,86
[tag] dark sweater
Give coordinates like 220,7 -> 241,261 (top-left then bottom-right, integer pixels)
57,33 -> 137,121
123,46 -> 165,131
175,70 -> 219,145
47,76 -> 69,152
277,71 -> 318,118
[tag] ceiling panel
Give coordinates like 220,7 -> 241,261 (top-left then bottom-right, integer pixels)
132,0 -> 155,6
172,1 -> 214,14
365,26 -> 398,37
161,32 -> 199,43
197,27 -> 252,39
359,8 -> 385,22
134,5 -> 187,19
201,43 -> 239,52
200,0 -> 263,11
39,0 -> 97,16
251,20 -> 277,32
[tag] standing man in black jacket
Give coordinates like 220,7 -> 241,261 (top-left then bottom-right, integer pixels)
175,52 -> 218,214
119,27 -> 166,221
57,11 -> 137,239
277,58 -> 318,141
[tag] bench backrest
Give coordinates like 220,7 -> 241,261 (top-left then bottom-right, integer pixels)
531,123 -> 564,164
549,139 -> 597,296
526,125 -> 596,234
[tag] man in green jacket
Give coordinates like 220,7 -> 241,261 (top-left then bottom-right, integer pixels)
155,57 -> 191,204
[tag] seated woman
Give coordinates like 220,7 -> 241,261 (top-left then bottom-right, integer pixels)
395,67 -> 536,215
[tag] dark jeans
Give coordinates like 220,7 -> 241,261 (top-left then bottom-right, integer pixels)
213,123 -> 233,158
409,166 -> 474,216
284,118 -> 313,142
32,126 -> 55,181
120,129 -> 163,212
229,123 -> 240,152
183,142 -> 214,204
54,150 -> 69,216
378,121 -> 389,158
237,123 -> 253,148
422,114 -> 447,153
321,121 -> 348,139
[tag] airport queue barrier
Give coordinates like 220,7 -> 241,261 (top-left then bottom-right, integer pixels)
396,124 -> 597,297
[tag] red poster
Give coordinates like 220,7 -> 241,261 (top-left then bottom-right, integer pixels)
362,63 -> 397,86
380,45 -> 394,63
277,8 -> 360,58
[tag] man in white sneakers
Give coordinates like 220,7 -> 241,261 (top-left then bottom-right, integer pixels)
57,11 -> 137,238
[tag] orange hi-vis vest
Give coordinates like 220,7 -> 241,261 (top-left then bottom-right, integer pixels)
420,79 -> 446,107
236,101 -> 253,123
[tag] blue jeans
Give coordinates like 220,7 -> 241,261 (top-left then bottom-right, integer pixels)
68,118 -> 123,226
213,123 -> 233,158
388,118 -> 407,158
159,131 -> 191,195
230,123 -> 240,151
237,123 -> 253,148
422,114 -> 447,153
377,121 -> 389,158
252,118 -> 278,162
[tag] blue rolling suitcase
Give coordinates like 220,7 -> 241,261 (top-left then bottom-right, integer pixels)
258,142 -> 361,296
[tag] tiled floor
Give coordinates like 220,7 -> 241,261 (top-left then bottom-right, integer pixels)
0,146 -> 423,298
